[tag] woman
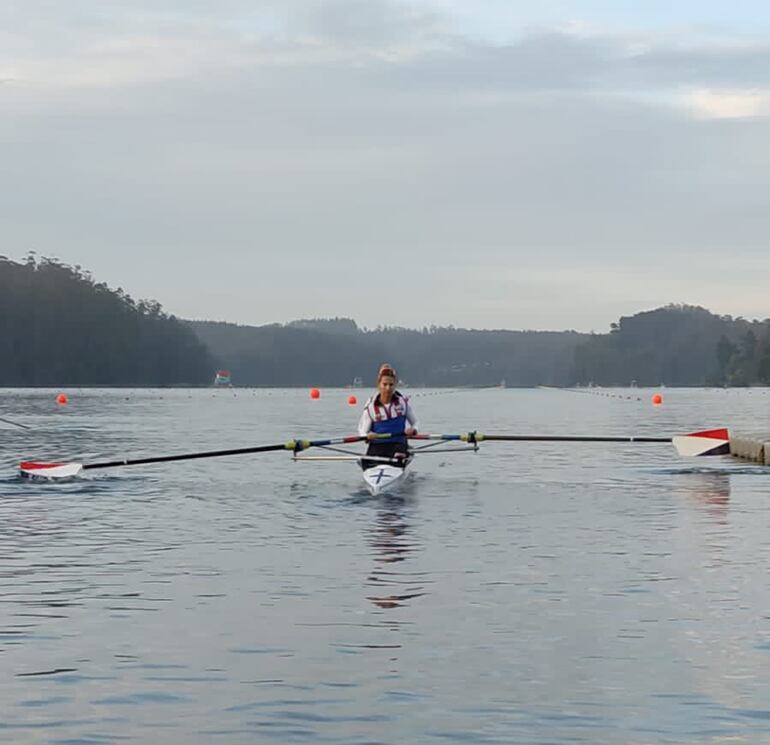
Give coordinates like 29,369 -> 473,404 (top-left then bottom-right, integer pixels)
358,363 -> 419,470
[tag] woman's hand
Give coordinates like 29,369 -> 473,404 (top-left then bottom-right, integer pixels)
405,427 -> 417,436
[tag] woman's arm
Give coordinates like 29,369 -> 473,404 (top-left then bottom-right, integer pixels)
405,401 -> 419,436
358,407 -> 373,437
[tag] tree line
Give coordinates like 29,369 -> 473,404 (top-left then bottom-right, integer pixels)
2,258 -> 769,387
0,256 -> 213,385
190,319 -> 583,387
571,304 -> 770,387
191,306 -> 770,387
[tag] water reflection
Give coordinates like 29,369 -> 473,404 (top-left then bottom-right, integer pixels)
671,471 -> 731,523
667,471 -> 763,712
365,496 -> 429,610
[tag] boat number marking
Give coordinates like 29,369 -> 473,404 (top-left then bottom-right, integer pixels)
374,468 -> 392,484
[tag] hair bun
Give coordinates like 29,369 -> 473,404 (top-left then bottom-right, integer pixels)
378,363 -> 397,380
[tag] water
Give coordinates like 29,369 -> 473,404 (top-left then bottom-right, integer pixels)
1,386 -> 770,744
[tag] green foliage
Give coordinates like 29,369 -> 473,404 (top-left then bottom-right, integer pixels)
190,319 -> 584,386
0,256 -> 214,385
4,258 -> 767,388
193,305 -> 770,387
571,304 -> 770,387
285,317 -> 361,335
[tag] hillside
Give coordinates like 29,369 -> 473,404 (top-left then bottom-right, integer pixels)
0,256 -> 213,385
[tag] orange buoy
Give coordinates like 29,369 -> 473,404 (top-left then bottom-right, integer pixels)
56,393 -> 68,405
348,395 -> 357,406
310,388 -> 320,400
651,393 -> 663,405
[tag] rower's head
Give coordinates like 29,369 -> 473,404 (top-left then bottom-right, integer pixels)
377,363 -> 397,401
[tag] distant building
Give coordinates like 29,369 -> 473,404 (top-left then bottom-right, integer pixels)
213,369 -> 232,386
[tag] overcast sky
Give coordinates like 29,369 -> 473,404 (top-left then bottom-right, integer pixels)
2,1 -> 769,331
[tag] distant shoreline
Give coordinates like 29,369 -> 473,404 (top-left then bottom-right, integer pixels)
0,384 -> 753,390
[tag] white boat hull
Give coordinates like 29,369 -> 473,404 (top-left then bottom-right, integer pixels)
362,461 -> 411,496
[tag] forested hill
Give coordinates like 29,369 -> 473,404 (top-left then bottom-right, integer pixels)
0,257 -> 213,385
191,306 -> 770,388
189,320 -> 585,386
3,258 -> 768,387
572,305 -> 770,386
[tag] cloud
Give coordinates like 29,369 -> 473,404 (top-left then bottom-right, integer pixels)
0,0 -> 452,91
686,87 -> 770,119
299,0 -> 447,47
1,3 -> 770,329
3,3 -> 770,107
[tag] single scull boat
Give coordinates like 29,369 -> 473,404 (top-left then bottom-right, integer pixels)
18,428 -> 731,495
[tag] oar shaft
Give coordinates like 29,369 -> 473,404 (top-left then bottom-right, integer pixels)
82,434 -> 368,470
409,433 -> 672,444
482,435 -> 672,443
83,443 -> 288,470
0,415 -> 31,430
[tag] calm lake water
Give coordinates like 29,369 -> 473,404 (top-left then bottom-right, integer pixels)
1,386 -> 770,744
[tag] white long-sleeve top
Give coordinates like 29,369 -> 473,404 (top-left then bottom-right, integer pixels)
357,391 -> 419,436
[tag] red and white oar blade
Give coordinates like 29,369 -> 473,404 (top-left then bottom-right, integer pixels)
672,428 -> 730,457
19,462 -> 83,480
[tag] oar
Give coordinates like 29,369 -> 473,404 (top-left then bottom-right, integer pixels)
0,415 -> 31,430
408,427 -> 730,457
18,433 -> 388,480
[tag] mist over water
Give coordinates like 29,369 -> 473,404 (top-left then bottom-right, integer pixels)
1,387 -> 770,744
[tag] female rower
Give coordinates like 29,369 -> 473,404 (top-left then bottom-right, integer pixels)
358,363 -> 419,470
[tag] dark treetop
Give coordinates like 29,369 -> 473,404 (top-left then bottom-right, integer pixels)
0,256 -> 213,385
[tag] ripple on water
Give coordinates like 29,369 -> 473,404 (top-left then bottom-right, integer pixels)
1,388 -> 770,743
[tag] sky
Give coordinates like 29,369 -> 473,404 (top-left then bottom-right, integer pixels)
2,1 -> 770,332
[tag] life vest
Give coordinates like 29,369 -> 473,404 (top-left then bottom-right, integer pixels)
366,391 -> 409,443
